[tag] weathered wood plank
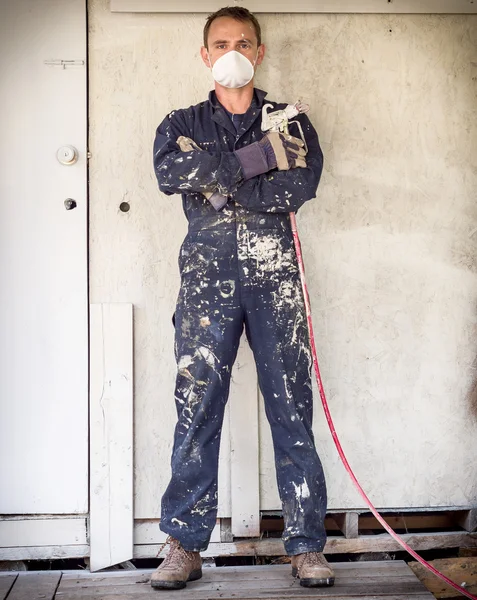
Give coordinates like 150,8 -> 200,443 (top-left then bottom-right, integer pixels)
334,513 -> 359,539
61,561 -> 411,578
56,562 -> 433,598
60,561 -> 414,587
61,570 -> 154,581
0,574 -> 17,600
183,578 -> 423,592
0,546 -> 89,561
134,531 -> 477,558
60,575 -> 151,589
409,557 -> 477,599
325,531 -> 477,554
55,582 -> 430,599
457,510 -> 477,533
7,572 -> 61,600
90,303 -> 134,572
59,571 -> 415,589
56,595 -> 433,600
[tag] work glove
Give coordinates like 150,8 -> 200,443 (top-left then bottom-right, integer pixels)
234,131 -> 307,180
176,136 -> 228,211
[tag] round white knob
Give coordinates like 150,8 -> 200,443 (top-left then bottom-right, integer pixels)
57,145 -> 78,165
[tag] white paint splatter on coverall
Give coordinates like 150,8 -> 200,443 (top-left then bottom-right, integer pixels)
154,88 -> 327,555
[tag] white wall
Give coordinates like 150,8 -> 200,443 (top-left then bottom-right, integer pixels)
88,0 -> 477,516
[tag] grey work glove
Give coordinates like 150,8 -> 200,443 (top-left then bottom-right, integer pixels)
234,131 -> 307,180
176,136 -> 228,211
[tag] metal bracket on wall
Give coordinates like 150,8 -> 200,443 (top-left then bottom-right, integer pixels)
44,60 -> 85,69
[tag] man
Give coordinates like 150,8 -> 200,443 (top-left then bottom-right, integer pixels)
151,6 -> 334,590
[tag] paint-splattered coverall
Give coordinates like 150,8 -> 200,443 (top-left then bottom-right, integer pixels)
153,88 -> 327,555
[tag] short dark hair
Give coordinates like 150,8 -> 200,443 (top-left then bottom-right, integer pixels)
203,6 -> 262,49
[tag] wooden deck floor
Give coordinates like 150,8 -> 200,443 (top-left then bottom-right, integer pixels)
0,561 -> 435,599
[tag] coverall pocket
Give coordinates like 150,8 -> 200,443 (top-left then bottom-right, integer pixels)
178,233 -> 198,273
178,231 -> 219,276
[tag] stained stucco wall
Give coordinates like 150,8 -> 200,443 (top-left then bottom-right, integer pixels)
88,0 -> 477,518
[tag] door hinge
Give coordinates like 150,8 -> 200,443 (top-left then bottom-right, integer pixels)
44,59 -> 85,69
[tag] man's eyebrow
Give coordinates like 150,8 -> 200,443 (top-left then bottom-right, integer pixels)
211,38 -> 254,45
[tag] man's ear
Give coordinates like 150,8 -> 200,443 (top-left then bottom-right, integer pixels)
200,46 -> 211,68
256,44 -> 266,66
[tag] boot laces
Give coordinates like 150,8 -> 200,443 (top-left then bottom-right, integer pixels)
304,552 -> 327,567
161,536 -> 195,567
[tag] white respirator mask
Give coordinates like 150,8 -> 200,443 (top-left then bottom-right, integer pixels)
209,50 -> 257,89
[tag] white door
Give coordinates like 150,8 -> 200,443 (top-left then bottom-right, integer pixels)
0,0 -> 88,514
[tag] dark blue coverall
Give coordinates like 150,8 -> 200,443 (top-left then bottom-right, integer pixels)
153,88 -> 327,556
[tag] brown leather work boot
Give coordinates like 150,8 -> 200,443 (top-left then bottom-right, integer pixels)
150,537 -> 202,590
291,552 -> 335,587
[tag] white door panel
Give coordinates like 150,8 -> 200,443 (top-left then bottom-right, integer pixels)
0,0 -> 88,514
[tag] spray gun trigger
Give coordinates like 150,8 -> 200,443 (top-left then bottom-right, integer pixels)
261,102 -> 309,152
288,120 -> 308,154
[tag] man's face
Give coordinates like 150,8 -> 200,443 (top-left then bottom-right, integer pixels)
201,16 -> 265,70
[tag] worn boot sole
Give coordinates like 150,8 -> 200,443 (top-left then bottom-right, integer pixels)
292,567 -> 335,588
150,569 -> 202,590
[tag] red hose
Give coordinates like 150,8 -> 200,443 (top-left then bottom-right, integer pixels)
290,211 -> 477,600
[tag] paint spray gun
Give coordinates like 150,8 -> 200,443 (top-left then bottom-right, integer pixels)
261,101 -> 310,152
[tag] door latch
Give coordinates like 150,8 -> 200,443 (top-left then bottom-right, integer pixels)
44,59 -> 85,69
64,199 -> 77,211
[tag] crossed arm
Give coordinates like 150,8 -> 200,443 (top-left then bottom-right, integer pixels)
153,108 -> 324,214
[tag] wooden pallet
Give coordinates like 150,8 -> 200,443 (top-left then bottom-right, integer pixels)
135,531 -> 477,559
1,509 -> 475,563
0,561 -> 435,600
259,509 -> 477,540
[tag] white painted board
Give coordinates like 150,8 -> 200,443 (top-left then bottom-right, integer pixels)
90,303 -> 134,571
0,0 -> 88,514
229,342 -> 260,538
0,518 -> 87,548
217,403 -> 232,518
112,0 -> 477,14
0,546 -> 89,561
